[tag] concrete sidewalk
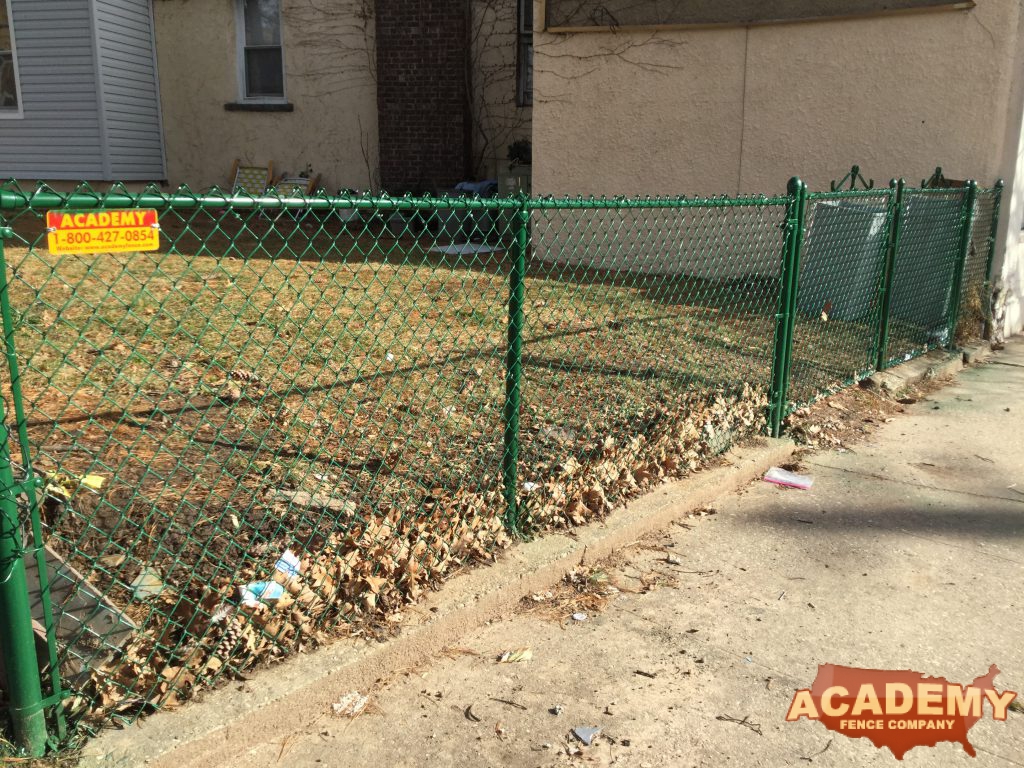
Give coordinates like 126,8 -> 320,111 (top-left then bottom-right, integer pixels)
231,341 -> 1024,767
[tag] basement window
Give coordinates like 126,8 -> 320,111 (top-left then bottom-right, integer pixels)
544,0 -> 976,31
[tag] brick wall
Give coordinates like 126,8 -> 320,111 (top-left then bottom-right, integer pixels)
375,0 -> 471,193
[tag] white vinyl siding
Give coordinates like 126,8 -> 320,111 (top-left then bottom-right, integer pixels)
0,0 -> 105,177
93,0 -> 165,178
0,0 -> 164,180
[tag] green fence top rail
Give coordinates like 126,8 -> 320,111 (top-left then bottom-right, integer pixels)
808,187 -> 893,200
0,185 -> 520,213
526,194 -> 790,209
0,182 -> 789,213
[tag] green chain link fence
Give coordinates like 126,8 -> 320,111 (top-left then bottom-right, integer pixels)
0,173 -> 1003,755
960,183 -> 1004,342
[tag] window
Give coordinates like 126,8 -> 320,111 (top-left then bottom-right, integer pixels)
517,0 -> 533,107
237,0 -> 284,100
545,0 -> 972,31
0,0 -> 22,115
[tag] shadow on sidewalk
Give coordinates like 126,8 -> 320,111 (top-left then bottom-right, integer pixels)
748,501 -> 1024,542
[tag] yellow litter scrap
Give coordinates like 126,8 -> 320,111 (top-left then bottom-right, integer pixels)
498,648 -> 533,663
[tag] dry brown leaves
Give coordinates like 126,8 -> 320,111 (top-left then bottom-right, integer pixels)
519,383 -> 767,532
64,383 -> 767,729
68,486 -> 512,727
785,381 -> 931,450
521,565 -> 619,623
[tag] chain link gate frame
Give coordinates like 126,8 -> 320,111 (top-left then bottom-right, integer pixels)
0,174 -> 1004,755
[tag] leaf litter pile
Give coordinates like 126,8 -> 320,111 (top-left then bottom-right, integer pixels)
522,565 -> 619,624
1,229 -> 774,735
784,377 -> 939,451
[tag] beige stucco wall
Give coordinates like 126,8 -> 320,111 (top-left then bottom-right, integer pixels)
470,0 -> 533,182
532,2 -> 1021,197
531,0 -> 1024,334
153,0 -> 379,192
155,0 -> 528,191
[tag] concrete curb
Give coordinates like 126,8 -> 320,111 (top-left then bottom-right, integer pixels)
863,349 -> 964,396
79,438 -> 795,768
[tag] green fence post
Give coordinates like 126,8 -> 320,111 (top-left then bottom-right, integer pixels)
0,222 -> 65,745
946,180 -> 979,348
0,230 -> 47,758
983,179 -> 1005,337
768,178 -> 806,437
875,179 -> 905,371
502,195 -> 529,532
780,181 -> 807,424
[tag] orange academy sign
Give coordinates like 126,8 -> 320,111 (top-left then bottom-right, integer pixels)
46,209 -> 160,255
785,664 -> 1017,760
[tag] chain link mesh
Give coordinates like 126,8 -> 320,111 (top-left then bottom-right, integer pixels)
788,190 -> 893,405
0,177 -> 1002,746
957,188 -> 999,343
518,200 -> 785,530
884,187 -> 969,365
0,184 -> 520,734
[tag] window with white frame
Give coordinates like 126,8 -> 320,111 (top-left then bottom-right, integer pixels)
238,0 -> 284,100
517,0 -> 533,107
0,0 -> 22,113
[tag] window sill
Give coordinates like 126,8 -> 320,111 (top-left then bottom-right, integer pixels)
224,102 -> 294,112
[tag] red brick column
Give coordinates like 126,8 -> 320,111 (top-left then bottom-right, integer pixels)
375,0 -> 472,194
